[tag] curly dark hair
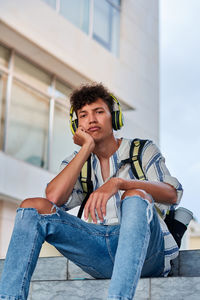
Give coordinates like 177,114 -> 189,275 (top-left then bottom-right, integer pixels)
70,83 -> 114,114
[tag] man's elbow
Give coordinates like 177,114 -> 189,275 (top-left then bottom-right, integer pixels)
45,187 -> 60,206
169,189 -> 178,205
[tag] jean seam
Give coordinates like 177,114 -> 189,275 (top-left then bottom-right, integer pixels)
72,260 -> 108,279
0,294 -> 22,300
145,249 -> 164,263
129,223 -> 150,300
105,236 -> 115,264
19,226 -> 40,298
42,217 -> 109,237
105,228 -> 119,264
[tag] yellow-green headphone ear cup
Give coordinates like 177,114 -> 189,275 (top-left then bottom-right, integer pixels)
110,94 -> 124,130
71,119 -> 78,135
112,110 -> 124,130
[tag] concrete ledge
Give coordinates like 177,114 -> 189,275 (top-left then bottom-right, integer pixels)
1,251 -> 200,299
169,249 -> 200,277
27,277 -> 200,300
28,278 -> 149,300
1,250 -> 200,282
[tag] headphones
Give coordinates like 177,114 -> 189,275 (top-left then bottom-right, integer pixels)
69,94 -> 124,135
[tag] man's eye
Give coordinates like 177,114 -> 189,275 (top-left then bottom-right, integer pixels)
80,114 -> 86,118
97,110 -> 104,114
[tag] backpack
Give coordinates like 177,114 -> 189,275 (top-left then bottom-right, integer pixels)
77,138 -> 190,247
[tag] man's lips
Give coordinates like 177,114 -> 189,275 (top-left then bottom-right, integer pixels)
88,126 -> 100,132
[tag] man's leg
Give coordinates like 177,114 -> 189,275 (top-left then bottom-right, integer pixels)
0,198 -> 119,300
0,198 -> 57,300
107,190 -> 164,300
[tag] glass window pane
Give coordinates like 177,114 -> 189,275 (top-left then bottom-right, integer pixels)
93,0 -> 111,48
0,72 -> 7,149
93,0 -> 120,56
111,7 -> 120,56
42,0 -> 56,9
0,44 -> 10,68
6,80 -> 49,169
55,80 -> 72,101
14,54 -> 51,94
60,0 -> 90,34
109,0 -> 121,7
51,102 -> 79,173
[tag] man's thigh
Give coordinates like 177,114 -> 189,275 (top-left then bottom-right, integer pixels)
42,207 -> 120,279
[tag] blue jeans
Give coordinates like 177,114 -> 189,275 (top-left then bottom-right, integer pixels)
0,196 -> 164,300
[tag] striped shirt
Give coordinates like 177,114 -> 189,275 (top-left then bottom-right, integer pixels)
60,138 -> 183,276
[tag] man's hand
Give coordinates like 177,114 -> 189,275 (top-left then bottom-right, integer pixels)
84,177 -> 121,223
73,127 -> 95,151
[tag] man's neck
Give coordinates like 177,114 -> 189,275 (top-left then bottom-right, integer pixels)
93,135 -> 121,160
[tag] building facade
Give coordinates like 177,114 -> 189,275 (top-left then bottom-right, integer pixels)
0,0 -> 159,257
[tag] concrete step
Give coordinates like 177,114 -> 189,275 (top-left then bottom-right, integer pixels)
1,250 -> 199,281
27,277 -> 200,300
1,250 -> 200,299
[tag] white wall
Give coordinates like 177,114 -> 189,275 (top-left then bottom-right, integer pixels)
0,152 -> 54,202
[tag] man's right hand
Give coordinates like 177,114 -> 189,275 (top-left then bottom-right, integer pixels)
73,127 -> 95,152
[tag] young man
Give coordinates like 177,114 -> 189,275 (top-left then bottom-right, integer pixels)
0,83 -> 183,300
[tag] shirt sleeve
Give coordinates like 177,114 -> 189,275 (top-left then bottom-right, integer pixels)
59,152 -> 85,211
141,140 -> 183,213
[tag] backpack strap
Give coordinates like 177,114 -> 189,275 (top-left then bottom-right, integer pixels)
121,139 -> 165,218
77,155 -> 93,219
129,139 -> 147,180
120,139 -> 147,180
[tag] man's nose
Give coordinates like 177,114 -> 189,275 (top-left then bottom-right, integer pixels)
88,113 -> 97,123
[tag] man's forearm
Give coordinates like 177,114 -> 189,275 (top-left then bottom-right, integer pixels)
117,178 -> 177,205
46,143 -> 93,206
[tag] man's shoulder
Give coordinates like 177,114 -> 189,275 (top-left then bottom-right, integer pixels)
61,151 -> 78,166
121,137 -> 153,148
121,138 -> 160,160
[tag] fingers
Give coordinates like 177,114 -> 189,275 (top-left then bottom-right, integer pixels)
84,193 -> 107,224
84,195 -> 98,223
73,127 -> 95,148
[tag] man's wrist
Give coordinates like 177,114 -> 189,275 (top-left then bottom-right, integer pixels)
116,177 -> 126,190
82,140 -> 95,153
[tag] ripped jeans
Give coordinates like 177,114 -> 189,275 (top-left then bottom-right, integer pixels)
0,196 -> 164,300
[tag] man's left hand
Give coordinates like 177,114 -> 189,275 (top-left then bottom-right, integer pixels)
84,177 -> 121,223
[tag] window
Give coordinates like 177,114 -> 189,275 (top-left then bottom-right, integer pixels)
51,101 -> 78,173
0,44 -> 10,68
42,0 -> 121,56
50,80 -> 77,173
0,72 -> 7,150
60,0 -> 90,34
42,0 -> 56,9
0,43 -> 75,172
6,80 -> 49,169
14,54 -> 51,94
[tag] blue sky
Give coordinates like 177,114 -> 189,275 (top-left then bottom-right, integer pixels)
160,0 -> 200,221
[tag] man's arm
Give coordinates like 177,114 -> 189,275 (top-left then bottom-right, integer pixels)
84,141 -> 182,223
84,177 -> 177,223
118,178 -> 177,204
46,128 -> 95,207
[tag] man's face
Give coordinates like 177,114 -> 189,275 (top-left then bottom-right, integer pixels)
77,98 -> 113,142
